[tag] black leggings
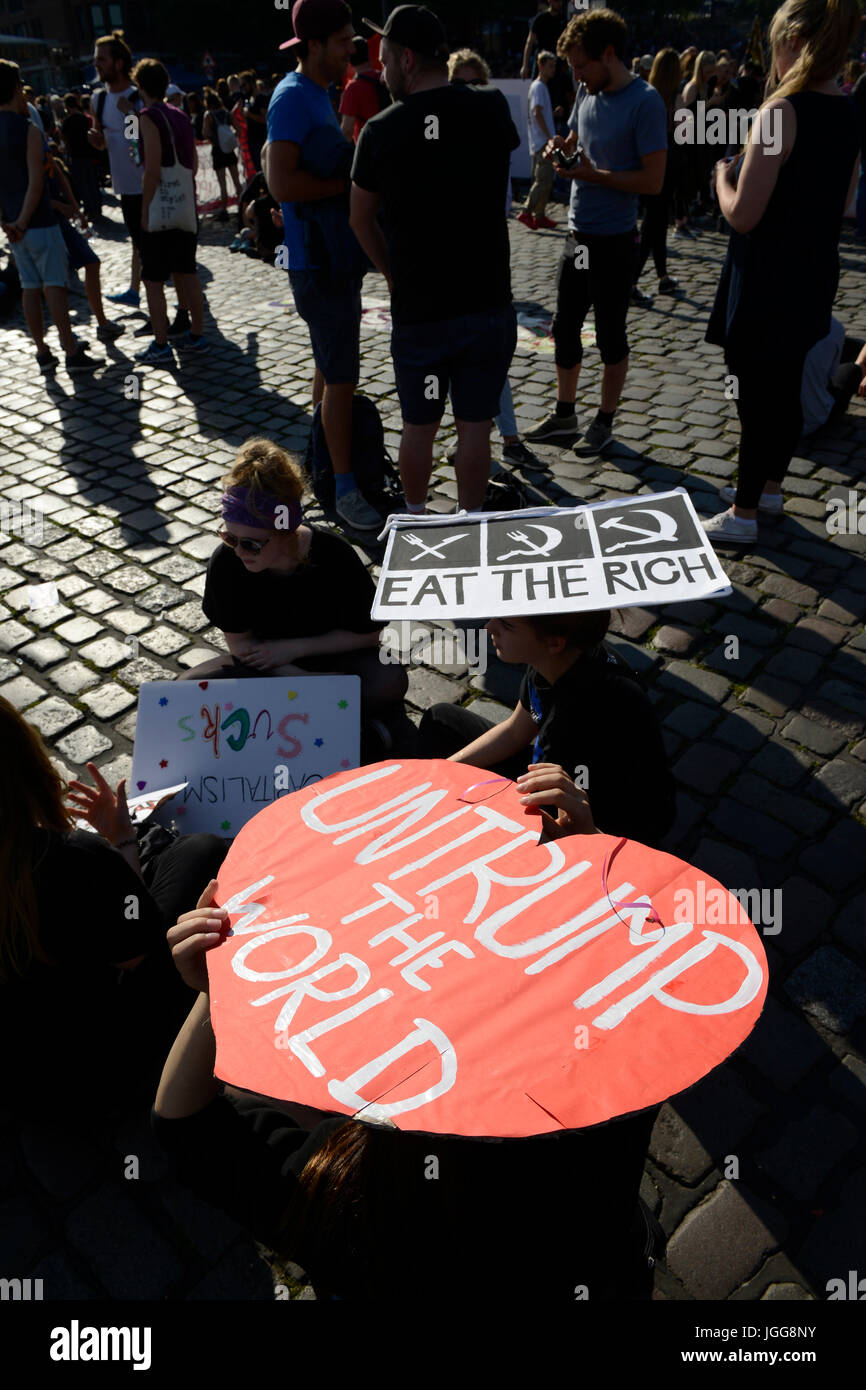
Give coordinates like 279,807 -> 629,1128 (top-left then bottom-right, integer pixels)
553,230 -> 635,368
634,189 -> 670,283
727,341 -> 809,510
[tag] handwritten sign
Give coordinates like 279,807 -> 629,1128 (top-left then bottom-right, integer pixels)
373,491 -> 731,620
209,760 -> 768,1136
131,677 -> 360,836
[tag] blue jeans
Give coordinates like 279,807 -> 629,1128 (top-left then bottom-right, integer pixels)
494,378 -> 517,439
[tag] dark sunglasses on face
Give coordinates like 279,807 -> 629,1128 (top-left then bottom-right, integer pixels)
219,528 -> 270,555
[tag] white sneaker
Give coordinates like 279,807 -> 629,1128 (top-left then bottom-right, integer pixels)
335,487 -> 382,531
720,485 -> 783,515
702,508 -> 758,546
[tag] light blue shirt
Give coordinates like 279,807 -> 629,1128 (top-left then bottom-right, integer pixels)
267,70 -> 342,270
567,76 -> 666,235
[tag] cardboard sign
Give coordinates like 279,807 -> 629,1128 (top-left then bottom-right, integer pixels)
210,760 -> 768,1136
131,677 -> 360,837
373,491 -> 731,619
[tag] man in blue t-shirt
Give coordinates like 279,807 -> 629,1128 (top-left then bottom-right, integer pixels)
266,0 -> 380,532
524,9 -> 666,456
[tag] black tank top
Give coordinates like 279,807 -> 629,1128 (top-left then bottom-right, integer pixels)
707,90 -> 860,355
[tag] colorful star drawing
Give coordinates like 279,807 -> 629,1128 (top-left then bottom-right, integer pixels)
338,699 -> 348,708
159,697 -> 168,706
340,758 -> 350,768
287,690 -> 297,700
221,820 -> 231,830
314,738 -> 323,747
159,759 -> 168,768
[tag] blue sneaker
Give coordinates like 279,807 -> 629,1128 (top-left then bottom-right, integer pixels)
106,288 -> 141,307
177,332 -> 208,353
135,339 -> 175,365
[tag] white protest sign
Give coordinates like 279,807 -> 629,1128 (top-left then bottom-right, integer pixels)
373,490 -> 731,619
131,677 -> 361,836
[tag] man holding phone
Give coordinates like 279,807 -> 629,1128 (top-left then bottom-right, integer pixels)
525,8 -> 666,454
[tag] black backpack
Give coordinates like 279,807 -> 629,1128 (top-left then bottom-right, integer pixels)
304,393 -> 402,514
482,475 -> 530,512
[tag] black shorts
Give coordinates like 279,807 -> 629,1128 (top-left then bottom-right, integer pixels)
553,228 -> 636,368
140,229 -> 198,284
120,193 -> 143,250
391,305 -> 517,425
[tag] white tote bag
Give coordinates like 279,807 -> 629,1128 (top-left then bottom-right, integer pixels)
146,106 -> 198,234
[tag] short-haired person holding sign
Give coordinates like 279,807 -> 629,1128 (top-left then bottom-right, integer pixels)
180,439 -> 408,750
419,609 -> 676,849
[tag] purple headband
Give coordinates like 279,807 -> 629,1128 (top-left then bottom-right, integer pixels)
221,486 -> 303,532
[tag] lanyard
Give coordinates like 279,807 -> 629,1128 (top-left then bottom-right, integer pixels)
527,676 -> 545,765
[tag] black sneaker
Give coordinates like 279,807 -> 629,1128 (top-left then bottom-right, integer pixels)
657,275 -> 679,295
573,419 -> 612,454
167,308 -> 191,338
524,410 -> 580,443
501,440 -> 550,471
630,287 -> 653,308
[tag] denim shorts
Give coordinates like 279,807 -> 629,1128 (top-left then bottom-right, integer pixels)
10,224 -> 70,290
288,269 -> 362,385
391,304 -> 517,425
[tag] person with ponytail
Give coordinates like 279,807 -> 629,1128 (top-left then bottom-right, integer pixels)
153,816 -> 664,1299
702,0 -> 861,546
182,437 -> 408,744
0,697 -> 225,1118
632,48 -> 684,301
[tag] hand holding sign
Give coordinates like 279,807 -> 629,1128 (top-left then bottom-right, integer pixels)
168,878 -> 231,995
515,763 -> 597,839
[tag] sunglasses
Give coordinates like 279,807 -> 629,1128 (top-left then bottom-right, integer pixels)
219,528 -> 271,555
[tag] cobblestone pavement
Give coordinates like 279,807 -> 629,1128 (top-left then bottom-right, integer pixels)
2,198 -> 865,1302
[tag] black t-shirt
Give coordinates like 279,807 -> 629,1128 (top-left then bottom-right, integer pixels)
246,93 -> 269,156
152,1087 -> 658,1299
531,8 -> 567,54
852,72 -> 866,150
61,111 -> 92,159
202,525 -> 382,640
352,84 -> 519,324
518,643 -> 676,847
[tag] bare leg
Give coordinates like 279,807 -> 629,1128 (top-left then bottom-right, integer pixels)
600,357 -> 628,414
142,281 -> 169,344
312,367 -> 324,407
454,418 -> 492,511
321,381 -> 355,475
42,286 -> 78,355
84,263 -> 108,326
174,272 -> 204,336
556,362 -> 581,405
22,288 -> 47,352
216,167 -> 228,212
398,420 -> 440,507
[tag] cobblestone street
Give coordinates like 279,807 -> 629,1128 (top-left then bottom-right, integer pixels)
2,197 -> 865,1301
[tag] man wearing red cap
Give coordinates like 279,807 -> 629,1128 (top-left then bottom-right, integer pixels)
266,0 -> 381,532
350,6 -> 519,514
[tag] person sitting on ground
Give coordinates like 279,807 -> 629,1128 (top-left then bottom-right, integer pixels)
230,160 -> 282,258
0,698 -> 227,1120
152,766 -> 664,1300
418,608 -> 675,848
179,437 -> 408,755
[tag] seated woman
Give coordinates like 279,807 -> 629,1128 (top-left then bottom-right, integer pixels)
153,768 -> 664,1300
181,437 -> 408,747
0,698 -> 226,1120
418,609 -> 676,849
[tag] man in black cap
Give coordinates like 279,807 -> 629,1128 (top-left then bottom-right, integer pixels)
350,5 -> 520,513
